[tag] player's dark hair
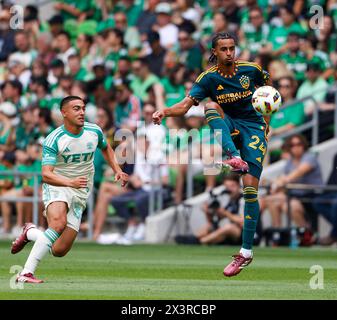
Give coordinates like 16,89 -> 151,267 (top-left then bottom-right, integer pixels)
60,95 -> 84,110
209,32 -> 236,64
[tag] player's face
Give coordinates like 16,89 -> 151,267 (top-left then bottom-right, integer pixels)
63,99 -> 86,127
213,39 -> 235,66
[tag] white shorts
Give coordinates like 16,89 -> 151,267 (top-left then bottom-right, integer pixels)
42,184 -> 88,232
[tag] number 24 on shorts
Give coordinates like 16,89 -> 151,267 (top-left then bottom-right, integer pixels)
248,135 -> 266,155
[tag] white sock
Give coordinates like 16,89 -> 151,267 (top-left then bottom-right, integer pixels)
240,248 -> 253,258
22,228 -> 60,275
27,227 -> 43,241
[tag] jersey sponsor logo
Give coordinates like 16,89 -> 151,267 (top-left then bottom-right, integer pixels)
217,84 -> 224,90
61,152 -> 95,163
216,90 -> 252,104
239,75 -> 250,89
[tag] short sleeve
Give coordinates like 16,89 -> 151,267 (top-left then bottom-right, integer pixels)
96,126 -> 108,150
301,153 -> 317,169
254,65 -> 270,87
288,102 -> 305,126
42,144 -> 58,166
188,74 -> 210,105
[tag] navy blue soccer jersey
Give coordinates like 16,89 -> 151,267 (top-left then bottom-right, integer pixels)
188,60 -> 269,122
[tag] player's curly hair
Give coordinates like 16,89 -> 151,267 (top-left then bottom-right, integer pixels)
209,32 -> 236,64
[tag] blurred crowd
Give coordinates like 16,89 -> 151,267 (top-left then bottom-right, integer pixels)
0,0 -> 337,243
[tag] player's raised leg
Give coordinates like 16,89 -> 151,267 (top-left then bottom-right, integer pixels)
16,201 -> 67,283
205,102 -> 249,174
223,173 -> 259,277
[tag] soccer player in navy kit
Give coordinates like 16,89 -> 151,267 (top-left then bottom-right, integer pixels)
153,33 -> 270,277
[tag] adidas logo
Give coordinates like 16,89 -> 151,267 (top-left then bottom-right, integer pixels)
217,84 -> 224,90
64,147 -> 71,152
256,157 -> 262,163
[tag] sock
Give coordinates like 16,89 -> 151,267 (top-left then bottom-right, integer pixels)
240,248 -> 253,258
27,227 -> 43,241
22,228 -> 60,275
242,186 -> 260,251
205,109 -> 240,157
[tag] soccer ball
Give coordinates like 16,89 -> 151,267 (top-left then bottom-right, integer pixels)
252,86 -> 282,115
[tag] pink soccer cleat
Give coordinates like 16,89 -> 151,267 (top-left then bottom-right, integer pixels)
16,273 -> 44,284
223,254 -> 253,277
11,223 -> 36,254
220,157 -> 249,175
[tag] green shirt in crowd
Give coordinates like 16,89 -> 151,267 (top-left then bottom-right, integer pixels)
280,51 -> 308,82
105,48 -> 128,75
160,77 -> 185,107
15,160 -> 42,189
268,23 -> 307,50
0,164 -> 14,188
58,0 -> 93,22
130,74 -> 160,102
270,101 -> 305,129
241,23 -> 270,55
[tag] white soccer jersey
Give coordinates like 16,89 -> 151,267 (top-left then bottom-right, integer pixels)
42,122 -> 107,197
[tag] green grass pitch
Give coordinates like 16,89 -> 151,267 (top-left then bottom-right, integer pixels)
0,241 -> 336,299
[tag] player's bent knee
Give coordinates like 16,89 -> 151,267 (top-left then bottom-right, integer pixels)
49,219 -> 67,234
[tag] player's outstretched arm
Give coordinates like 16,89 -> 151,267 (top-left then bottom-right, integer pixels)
42,165 -> 88,188
101,144 -> 128,187
152,97 -> 195,125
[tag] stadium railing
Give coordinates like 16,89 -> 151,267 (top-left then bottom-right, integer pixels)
284,183 -> 337,230
0,167 -> 170,239
270,83 -> 337,144
0,171 -> 40,226
0,171 -> 96,238
269,95 -> 319,145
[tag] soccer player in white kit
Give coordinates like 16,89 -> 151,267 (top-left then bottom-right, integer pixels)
11,96 -> 129,283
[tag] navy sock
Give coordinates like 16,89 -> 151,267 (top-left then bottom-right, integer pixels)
242,186 -> 260,250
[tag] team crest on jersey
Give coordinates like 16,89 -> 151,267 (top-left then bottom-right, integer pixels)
87,142 -> 94,150
239,75 -> 250,89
